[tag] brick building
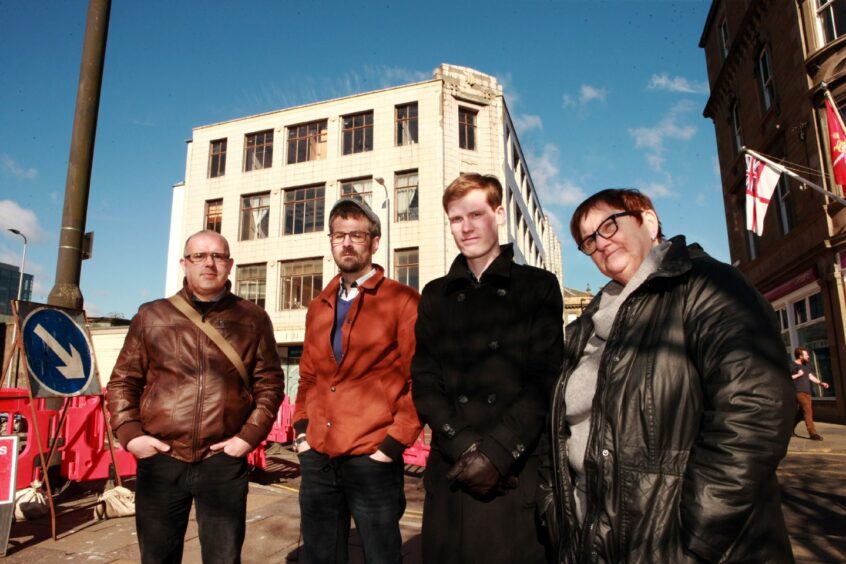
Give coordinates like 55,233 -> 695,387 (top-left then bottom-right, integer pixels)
162,64 -> 564,400
700,0 -> 846,421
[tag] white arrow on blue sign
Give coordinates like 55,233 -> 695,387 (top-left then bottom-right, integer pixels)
21,308 -> 95,396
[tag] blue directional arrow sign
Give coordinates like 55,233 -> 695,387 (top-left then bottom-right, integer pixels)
20,306 -> 98,397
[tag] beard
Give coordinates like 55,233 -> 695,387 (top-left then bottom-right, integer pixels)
335,250 -> 368,274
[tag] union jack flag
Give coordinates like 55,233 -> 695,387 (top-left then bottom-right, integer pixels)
745,155 -> 781,236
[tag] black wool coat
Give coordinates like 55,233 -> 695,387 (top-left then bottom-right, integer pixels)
412,245 -> 564,564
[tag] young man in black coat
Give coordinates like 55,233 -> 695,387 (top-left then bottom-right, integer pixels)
412,173 -> 564,564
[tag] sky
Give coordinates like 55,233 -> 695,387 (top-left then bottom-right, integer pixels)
0,0 -> 724,318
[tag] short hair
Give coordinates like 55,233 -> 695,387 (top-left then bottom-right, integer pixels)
794,347 -> 807,359
329,200 -> 381,237
569,188 -> 664,245
183,230 -> 230,257
442,173 -> 503,212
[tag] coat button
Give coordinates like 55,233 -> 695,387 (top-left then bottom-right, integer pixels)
488,341 -> 499,351
487,394 -> 497,404
330,386 -> 336,392
601,449 -> 610,457
441,423 -> 456,438
496,288 -> 507,297
327,421 -> 333,427
457,293 -> 466,302
457,395 -> 468,404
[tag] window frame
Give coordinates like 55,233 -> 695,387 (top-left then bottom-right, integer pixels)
279,258 -> 323,310
395,170 -> 419,222
816,0 -> 846,46
284,184 -> 325,236
239,192 -> 271,241
757,46 -> 775,112
730,101 -> 743,153
458,107 -> 478,150
394,248 -> 419,291
340,177 -> 374,207
208,138 -> 227,178
719,18 -> 730,59
244,129 -> 274,172
204,199 -> 223,233
286,119 -> 328,164
342,111 -> 374,155
395,102 -> 418,146
235,263 -> 267,308
775,174 -> 795,236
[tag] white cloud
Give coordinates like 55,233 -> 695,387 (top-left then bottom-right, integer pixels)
495,72 -> 520,106
646,73 -> 709,94
562,84 -> 608,110
0,200 -> 49,244
629,100 -> 697,171
363,65 -> 429,89
513,114 -> 543,135
641,181 -> 674,199
526,144 -> 587,206
1,154 -> 37,180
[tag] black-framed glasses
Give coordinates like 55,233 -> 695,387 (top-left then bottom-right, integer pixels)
577,211 -> 640,255
184,252 -> 230,264
328,231 -> 371,245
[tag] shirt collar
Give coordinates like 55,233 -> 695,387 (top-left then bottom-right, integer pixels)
338,267 -> 377,300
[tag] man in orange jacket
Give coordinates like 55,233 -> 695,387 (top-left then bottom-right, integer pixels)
293,198 -> 422,564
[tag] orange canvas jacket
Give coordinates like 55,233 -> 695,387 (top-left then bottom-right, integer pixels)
293,267 -> 422,459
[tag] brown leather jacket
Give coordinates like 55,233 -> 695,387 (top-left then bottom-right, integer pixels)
107,282 -> 285,462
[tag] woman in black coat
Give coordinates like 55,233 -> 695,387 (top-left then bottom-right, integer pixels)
547,189 -> 794,563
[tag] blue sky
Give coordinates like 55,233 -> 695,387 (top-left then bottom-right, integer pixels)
1,0 -> 723,317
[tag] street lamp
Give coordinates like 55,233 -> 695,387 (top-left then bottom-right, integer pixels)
374,177 -> 391,276
5,229 -> 27,387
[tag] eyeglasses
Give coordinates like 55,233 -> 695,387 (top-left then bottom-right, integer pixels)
577,211 -> 640,256
328,231 -> 371,245
184,252 -> 230,264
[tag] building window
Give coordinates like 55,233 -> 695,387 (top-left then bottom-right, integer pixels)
287,120 -> 327,164
395,103 -> 418,146
394,248 -> 419,290
730,101 -> 743,153
340,177 -> 373,207
244,130 -> 273,171
240,193 -> 270,241
816,0 -> 846,45
459,107 -> 477,150
395,170 -> 419,222
775,175 -> 795,236
236,264 -> 266,308
205,199 -> 223,233
719,18 -> 730,59
757,46 -> 775,111
513,145 -> 520,172
208,139 -> 227,178
284,184 -> 325,235
279,258 -> 323,310
342,111 -> 373,155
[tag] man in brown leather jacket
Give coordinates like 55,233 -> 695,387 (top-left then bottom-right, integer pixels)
108,230 -> 284,564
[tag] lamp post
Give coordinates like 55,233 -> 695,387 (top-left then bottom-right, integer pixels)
5,229 -> 28,387
374,177 -> 391,276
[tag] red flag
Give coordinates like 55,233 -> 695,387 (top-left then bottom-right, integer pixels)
825,97 -> 846,188
745,155 -> 781,236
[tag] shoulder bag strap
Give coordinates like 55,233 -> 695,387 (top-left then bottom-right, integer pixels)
167,293 -> 250,387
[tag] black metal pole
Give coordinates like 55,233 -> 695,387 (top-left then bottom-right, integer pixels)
48,0 -> 111,309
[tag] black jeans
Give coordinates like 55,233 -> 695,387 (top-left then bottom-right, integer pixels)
135,452 -> 249,564
298,449 -> 406,564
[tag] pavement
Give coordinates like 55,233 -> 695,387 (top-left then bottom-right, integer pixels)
1,422 -> 844,563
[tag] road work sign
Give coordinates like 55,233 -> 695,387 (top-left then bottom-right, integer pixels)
18,303 -> 100,398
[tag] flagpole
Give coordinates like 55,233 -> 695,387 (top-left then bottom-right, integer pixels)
822,83 -> 846,132
741,146 -> 846,206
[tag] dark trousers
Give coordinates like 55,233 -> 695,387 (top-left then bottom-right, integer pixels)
135,452 -> 249,564
298,449 -> 405,564
795,391 -> 817,435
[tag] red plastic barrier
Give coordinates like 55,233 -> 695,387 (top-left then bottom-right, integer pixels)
265,397 -> 295,444
60,395 -> 136,481
0,388 -> 59,490
402,430 -> 431,467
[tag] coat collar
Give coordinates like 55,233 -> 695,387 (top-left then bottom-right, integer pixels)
444,244 -> 514,291
319,265 -> 386,306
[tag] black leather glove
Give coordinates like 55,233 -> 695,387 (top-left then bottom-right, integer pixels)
446,443 -> 502,495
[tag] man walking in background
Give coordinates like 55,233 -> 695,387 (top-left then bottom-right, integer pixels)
793,347 -> 830,440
